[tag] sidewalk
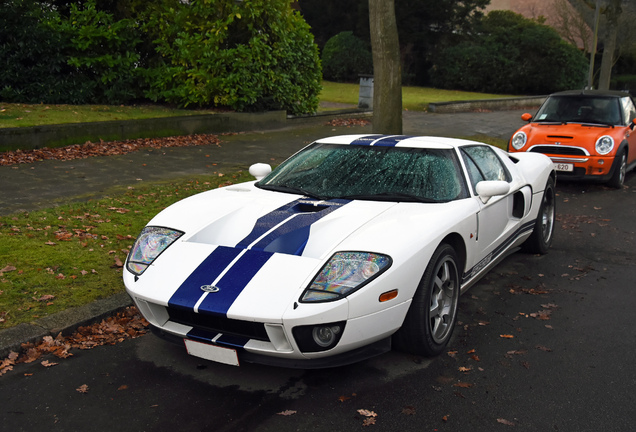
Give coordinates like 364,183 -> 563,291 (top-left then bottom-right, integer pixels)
0,108 -> 529,357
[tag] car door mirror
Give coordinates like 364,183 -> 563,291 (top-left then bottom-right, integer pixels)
475,181 -> 510,203
631,118 -> 636,130
249,163 -> 272,180
521,113 -> 533,122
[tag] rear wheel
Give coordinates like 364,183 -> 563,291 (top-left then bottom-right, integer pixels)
608,150 -> 626,189
393,243 -> 459,356
522,177 -> 556,254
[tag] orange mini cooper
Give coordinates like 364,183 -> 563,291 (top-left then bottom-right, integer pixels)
509,90 -> 636,188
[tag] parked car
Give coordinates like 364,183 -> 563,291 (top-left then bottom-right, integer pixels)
124,135 -> 556,368
509,89 -> 636,188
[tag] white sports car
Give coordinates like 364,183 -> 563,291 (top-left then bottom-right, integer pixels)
124,135 -> 556,368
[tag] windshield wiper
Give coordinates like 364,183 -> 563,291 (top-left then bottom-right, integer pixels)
337,192 -> 440,203
256,183 -> 328,200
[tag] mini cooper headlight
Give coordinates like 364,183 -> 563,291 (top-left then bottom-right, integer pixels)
300,252 -> 392,302
511,131 -> 527,150
126,226 -> 183,276
595,135 -> 614,155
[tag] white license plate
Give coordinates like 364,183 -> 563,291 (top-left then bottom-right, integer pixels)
554,163 -> 574,172
184,339 -> 240,366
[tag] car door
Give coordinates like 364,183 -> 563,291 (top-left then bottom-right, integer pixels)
460,145 -> 520,272
620,96 -> 636,165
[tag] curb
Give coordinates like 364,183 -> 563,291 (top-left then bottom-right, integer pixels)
0,292 -> 133,358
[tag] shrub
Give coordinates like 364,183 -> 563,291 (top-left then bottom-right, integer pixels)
322,31 -> 373,82
430,11 -> 587,94
144,0 -> 321,115
0,0 -> 88,104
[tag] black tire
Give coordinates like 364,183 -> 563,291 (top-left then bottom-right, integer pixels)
522,176 -> 556,254
608,150 -> 627,189
393,243 -> 460,357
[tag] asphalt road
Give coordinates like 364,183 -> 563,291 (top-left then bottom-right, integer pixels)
2,111 -> 636,431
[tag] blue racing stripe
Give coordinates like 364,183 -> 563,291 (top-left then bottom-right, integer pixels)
236,198 -> 318,248
350,135 -> 380,146
168,246 -> 242,311
372,135 -> 414,147
197,249 -> 273,316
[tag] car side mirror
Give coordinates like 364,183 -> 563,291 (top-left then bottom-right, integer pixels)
631,118 -> 636,130
249,163 -> 271,181
475,181 -> 510,203
521,113 -> 532,122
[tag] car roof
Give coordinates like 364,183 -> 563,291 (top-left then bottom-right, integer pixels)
549,89 -> 632,99
315,134 -> 483,150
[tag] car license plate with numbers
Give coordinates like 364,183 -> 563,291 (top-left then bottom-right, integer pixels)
184,339 -> 240,366
554,163 -> 574,172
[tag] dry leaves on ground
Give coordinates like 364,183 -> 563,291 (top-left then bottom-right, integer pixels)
0,307 -> 148,377
0,134 -> 224,166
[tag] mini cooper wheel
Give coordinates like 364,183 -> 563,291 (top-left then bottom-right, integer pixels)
608,150 -> 627,189
522,177 -> 556,255
394,243 -> 460,356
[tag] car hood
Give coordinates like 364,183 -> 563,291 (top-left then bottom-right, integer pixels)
523,122 -> 621,147
130,183 -> 402,321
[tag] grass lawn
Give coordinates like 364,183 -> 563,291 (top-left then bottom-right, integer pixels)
0,171 -> 253,330
0,81 -> 516,128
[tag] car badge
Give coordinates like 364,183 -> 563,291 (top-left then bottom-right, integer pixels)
555,142 -> 562,146
200,284 -> 220,293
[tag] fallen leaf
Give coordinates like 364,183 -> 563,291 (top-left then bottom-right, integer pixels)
358,409 -> 378,418
76,384 -> 89,393
500,334 -> 514,339
401,406 -> 416,415
497,418 -> 515,426
118,385 -> 128,391
453,382 -> 473,388
362,417 -> 376,426
338,395 -> 351,402
536,345 -> 553,352
277,410 -> 296,416
41,360 -> 58,367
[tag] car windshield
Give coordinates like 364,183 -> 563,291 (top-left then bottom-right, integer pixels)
534,95 -> 622,125
257,143 -> 468,202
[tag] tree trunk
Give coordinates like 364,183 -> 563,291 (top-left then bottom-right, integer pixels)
598,0 -> 621,90
369,0 -> 402,134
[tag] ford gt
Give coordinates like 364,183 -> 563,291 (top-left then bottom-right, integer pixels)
124,135 -> 556,368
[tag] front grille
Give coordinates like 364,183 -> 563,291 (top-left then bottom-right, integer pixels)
168,308 -> 270,341
530,146 -> 587,156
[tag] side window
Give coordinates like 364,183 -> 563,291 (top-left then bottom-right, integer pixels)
620,97 -> 636,125
461,146 -> 511,190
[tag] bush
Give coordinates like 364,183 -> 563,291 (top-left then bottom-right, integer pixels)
430,11 -> 587,94
322,31 -> 373,82
0,0 -> 89,104
144,0 -> 321,115
53,0 -> 146,104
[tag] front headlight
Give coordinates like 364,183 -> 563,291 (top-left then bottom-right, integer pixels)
300,252 -> 392,302
126,226 -> 183,276
510,131 -> 527,150
595,135 -> 614,155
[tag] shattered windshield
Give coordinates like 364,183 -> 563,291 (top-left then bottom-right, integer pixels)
257,143 -> 469,202
534,95 -> 622,125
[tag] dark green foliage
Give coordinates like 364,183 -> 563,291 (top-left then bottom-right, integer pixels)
1,0 -> 321,114
321,31 -> 372,82
143,0 -> 321,114
0,0 -> 88,103
430,11 -> 588,95
53,0 -> 145,104
299,0 -> 490,85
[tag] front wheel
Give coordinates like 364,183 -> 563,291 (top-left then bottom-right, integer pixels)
522,177 -> 556,254
608,150 -> 626,189
393,243 -> 460,357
